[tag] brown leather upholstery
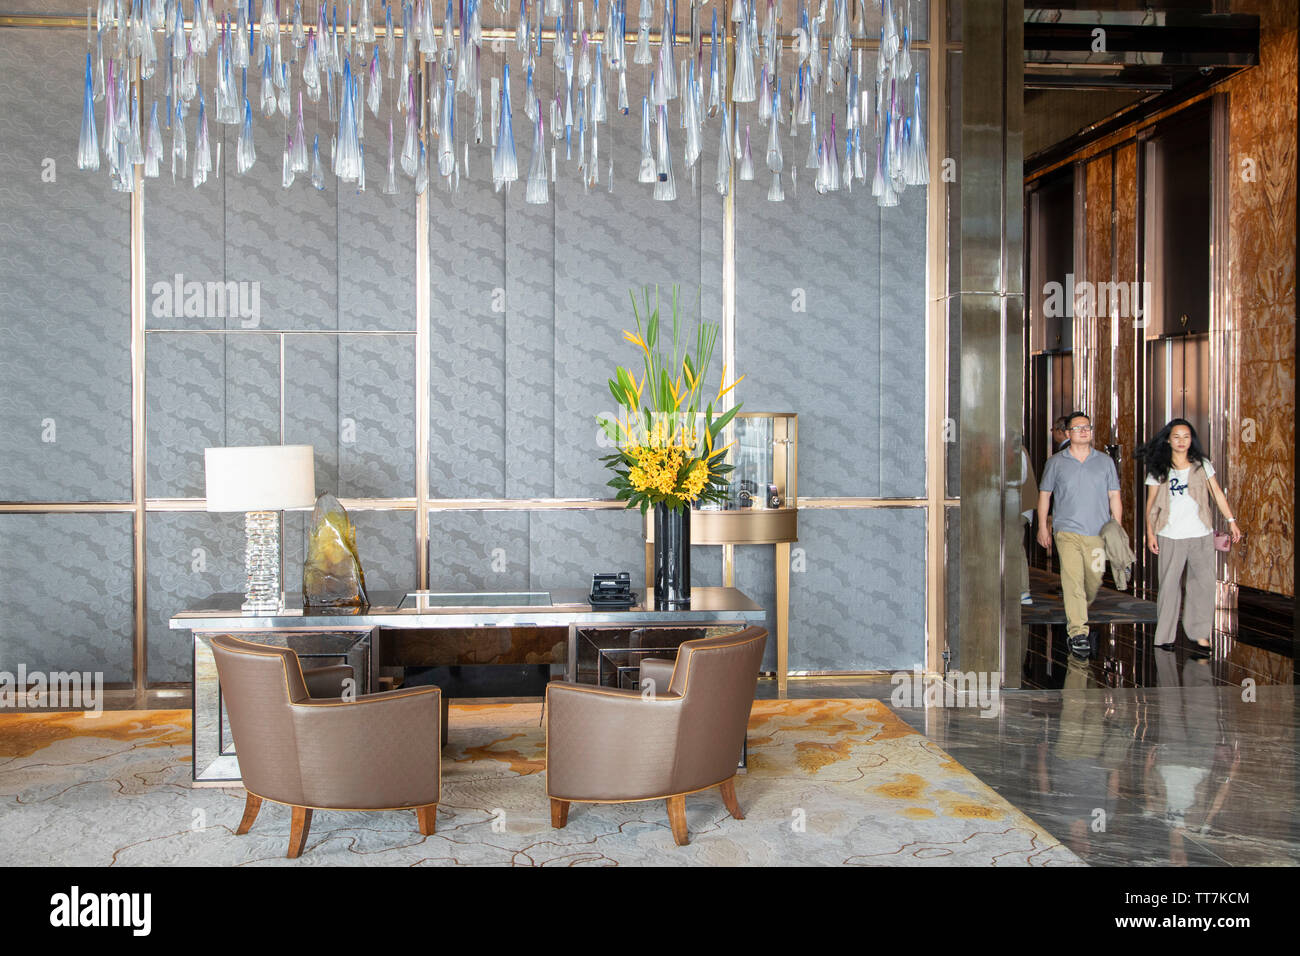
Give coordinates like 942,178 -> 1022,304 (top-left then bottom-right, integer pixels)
210,634 -> 442,857
636,657 -> 675,694
301,664 -> 354,699
545,626 -> 767,844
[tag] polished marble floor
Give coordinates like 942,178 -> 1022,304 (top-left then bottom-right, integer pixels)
759,673 -> 1299,867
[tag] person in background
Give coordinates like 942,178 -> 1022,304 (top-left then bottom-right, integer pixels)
1052,416 -> 1071,452
1037,412 -> 1122,659
1137,419 -> 1243,651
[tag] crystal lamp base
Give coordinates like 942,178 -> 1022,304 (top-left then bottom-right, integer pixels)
242,510 -> 283,612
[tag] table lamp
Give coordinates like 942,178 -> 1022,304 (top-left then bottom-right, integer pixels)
204,445 -> 316,612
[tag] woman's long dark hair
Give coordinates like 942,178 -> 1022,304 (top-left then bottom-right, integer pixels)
1136,418 -> 1207,481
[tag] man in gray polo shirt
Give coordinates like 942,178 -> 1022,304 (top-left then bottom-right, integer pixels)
1036,411 -> 1122,658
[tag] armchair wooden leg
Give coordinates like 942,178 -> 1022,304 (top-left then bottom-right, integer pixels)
719,777 -> 745,820
666,794 -> 689,846
550,799 -> 570,829
416,804 -> 437,836
287,806 -> 313,859
236,792 -> 262,835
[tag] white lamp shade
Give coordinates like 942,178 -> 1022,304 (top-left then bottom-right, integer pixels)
204,445 -> 317,512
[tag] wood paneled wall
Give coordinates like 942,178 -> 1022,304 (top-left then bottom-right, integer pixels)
1221,0 -> 1296,596
1076,148 -> 1140,541
1113,145 -> 1140,538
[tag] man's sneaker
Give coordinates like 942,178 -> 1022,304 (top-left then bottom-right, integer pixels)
1068,633 -> 1091,659
1021,591 -> 1033,605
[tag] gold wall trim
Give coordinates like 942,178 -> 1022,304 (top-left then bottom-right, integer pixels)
925,0 -> 949,673
721,19 -> 739,596
415,63 -> 431,589
131,65 -> 148,704
800,498 -> 929,508
426,498 -> 632,510
0,502 -> 135,512
143,328 -> 416,335
142,498 -> 420,510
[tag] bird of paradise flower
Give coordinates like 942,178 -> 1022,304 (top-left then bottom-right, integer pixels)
598,285 -> 743,513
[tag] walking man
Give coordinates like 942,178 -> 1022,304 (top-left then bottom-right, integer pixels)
1037,411 -> 1122,658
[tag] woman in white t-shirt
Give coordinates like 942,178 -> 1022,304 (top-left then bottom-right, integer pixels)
1138,419 -> 1242,651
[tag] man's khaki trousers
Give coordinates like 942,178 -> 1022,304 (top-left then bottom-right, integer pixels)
1054,531 -> 1105,638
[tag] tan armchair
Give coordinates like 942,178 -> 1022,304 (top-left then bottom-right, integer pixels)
210,634 -> 442,858
545,626 -> 767,846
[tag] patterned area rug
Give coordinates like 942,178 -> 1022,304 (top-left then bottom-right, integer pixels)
0,699 -> 1081,866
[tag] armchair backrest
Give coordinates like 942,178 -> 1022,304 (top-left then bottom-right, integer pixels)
669,626 -> 768,794
210,635 -> 311,806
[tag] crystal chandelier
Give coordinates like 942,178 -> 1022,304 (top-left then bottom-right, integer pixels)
78,0 -> 928,206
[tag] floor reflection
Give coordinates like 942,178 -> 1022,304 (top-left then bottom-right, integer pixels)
889,673 -> 1296,867
1020,618 -> 1294,690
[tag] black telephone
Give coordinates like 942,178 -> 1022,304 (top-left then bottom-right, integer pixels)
589,572 -> 637,609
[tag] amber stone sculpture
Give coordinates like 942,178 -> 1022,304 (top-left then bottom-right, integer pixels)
302,493 -> 369,607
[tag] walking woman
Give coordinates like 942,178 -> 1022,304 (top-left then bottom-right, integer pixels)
1138,419 -> 1243,649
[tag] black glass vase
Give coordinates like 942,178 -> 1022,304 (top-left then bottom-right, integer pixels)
653,503 -> 691,609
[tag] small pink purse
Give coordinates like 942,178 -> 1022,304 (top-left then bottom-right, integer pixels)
1214,532 -> 1232,553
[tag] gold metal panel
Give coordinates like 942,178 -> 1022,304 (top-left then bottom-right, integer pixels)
417,64 -> 431,590
696,509 -> 797,546
925,0 -> 949,674
642,509 -> 798,545
132,66 -> 147,703
775,541 -> 790,688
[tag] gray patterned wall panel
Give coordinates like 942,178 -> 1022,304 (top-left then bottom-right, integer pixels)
338,333 -> 416,497
325,508 -> 417,592
528,508 -> 646,588
145,333 -> 224,498
0,29 -> 132,502
428,510 -> 532,592
284,333 -> 416,498
735,144 -> 884,498
788,508 -> 926,671
0,513 -> 135,681
428,163 -> 507,498
144,136 -> 227,332
145,511 -> 247,683
145,333 -> 282,497
338,118 -> 417,333
736,55 -> 929,500
284,333 -> 342,494
552,70 -> 706,500
224,333 -> 285,446
699,119 -> 726,332
505,194 -> 556,499
224,107 -> 338,331
878,54 -> 929,497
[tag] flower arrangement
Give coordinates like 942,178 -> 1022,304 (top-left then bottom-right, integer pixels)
598,285 -> 742,513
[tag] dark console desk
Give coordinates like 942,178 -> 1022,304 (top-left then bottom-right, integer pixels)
172,587 -> 765,785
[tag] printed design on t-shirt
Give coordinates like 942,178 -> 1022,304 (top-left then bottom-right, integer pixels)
1169,473 -> 1189,496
